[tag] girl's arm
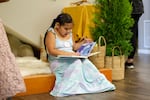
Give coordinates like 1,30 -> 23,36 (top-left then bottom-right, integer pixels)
45,31 -> 79,56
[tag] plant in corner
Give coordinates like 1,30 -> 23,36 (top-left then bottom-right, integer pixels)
91,0 -> 134,56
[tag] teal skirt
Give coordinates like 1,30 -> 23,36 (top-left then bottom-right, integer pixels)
49,58 -> 116,97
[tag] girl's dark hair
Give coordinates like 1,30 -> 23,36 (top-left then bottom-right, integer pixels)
44,13 -> 73,59
50,13 -> 73,28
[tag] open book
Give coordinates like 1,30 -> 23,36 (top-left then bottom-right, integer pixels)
57,42 -> 100,58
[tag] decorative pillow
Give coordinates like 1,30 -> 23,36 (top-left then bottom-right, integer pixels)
7,34 -> 34,57
18,44 -> 34,57
40,33 -> 48,62
7,34 -> 22,56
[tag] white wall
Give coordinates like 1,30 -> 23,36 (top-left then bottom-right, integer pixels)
138,0 -> 150,54
1,0 -> 149,54
0,0 -> 94,48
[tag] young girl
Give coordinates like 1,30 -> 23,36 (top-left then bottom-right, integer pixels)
44,13 -> 115,97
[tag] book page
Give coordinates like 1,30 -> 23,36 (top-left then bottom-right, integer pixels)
57,52 -> 100,58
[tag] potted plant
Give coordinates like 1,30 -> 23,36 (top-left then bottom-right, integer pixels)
91,0 -> 134,56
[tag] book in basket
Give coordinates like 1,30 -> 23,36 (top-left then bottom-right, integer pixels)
57,42 -> 100,58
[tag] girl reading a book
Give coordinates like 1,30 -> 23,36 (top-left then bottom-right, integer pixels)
44,13 -> 115,97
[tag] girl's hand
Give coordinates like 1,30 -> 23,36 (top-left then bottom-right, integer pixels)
79,37 -> 93,43
69,52 -> 80,56
73,37 -> 93,51
83,38 -> 93,43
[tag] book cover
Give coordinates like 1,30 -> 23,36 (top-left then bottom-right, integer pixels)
57,42 -> 100,58
77,42 -> 96,56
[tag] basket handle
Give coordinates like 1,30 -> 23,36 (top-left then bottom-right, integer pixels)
112,46 -> 123,68
112,46 -> 122,57
96,36 -> 106,51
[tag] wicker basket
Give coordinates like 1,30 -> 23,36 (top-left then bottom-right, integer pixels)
105,46 -> 125,81
89,36 -> 106,69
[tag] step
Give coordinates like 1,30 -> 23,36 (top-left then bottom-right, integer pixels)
16,68 -> 112,96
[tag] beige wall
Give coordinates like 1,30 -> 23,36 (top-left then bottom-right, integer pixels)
0,0 -> 95,48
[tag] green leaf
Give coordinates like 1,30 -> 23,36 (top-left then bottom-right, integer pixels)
91,0 -> 134,56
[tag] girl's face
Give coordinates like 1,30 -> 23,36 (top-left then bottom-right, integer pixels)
57,23 -> 73,37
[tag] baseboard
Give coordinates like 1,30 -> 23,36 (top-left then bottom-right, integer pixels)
138,49 -> 150,54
